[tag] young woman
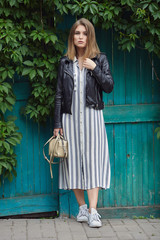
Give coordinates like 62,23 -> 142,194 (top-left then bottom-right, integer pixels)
53,18 -> 114,228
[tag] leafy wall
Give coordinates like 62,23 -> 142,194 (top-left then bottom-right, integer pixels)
0,0 -> 159,184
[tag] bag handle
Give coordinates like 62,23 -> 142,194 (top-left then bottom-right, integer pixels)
43,135 -> 57,178
43,134 -> 66,178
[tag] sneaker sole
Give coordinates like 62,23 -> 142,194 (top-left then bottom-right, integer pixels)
88,223 -> 102,228
77,218 -> 88,222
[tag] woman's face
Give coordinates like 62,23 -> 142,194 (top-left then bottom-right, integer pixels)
73,24 -> 87,49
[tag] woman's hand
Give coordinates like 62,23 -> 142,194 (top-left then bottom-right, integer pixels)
53,128 -> 63,137
83,58 -> 96,70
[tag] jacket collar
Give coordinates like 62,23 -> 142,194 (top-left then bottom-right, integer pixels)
64,53 -> 100,62
63,53 -> 100,77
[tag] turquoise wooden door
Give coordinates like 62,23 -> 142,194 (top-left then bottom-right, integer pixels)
59,29 -> 160,218
0,79 -> 59,217
0,27 -> 160,218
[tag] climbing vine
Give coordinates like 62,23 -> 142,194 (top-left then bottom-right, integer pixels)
0,0 -> 160,184
0,0 -> 65,184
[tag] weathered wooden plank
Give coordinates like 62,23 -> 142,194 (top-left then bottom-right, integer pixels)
114,124 -> 127,207
113,32 -> 126,208
142,123 -> 149,206
125,49 -> 137,207
59,189 -> 71,217
142,50 -> 153,104
101,28 -> 114,106
132,124 -> 139,206
97,29 -> 114,209
136,124 -> 143,206
69,190 -> 79,218
40,123 -> 47,194
135,50 -> 143,207
154,122 -> 160,205
98,206 -> 160,219
26,117 -> 34,194
45,119 -> 54,194
152,54 -> 160,103
33,122 -> 41,194
126,124 -> 133,206
113,46 -> 125,105
103,104 -> 160,123
125,50 -> 138,104
141,50 -> 152,206
148,123 -> 154,206
19,104 -> 29,195
103,124 -> 114,207
136,47 -> 142,104
0,194 -> 58,217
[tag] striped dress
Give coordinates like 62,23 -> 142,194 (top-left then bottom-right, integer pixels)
59,58 -> 111,190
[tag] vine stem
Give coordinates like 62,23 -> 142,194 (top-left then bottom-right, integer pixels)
0,111 -> 4,121
136,45 -> 160,82
148,52 -> 160,82
40,0 -> 44,30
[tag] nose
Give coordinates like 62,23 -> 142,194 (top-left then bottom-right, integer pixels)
79,33 -> 83,38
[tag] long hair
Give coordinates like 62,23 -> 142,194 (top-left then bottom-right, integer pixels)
66,18 -> 100,60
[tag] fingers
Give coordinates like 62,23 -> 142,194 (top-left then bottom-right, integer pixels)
83,58 -> 89,66
53,128 -> 63,137
53,129 -> 59,137
60,128 -> 63,135
83,58 -> 96,70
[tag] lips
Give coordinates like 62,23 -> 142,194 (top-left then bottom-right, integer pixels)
78,41 -> 84,43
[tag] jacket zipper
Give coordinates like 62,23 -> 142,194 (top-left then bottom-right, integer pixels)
64,70 -> 74,114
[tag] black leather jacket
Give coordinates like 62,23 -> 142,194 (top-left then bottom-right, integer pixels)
54,53 -> 114,129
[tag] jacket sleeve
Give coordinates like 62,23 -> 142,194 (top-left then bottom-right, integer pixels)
54,59 -> 63,129
92,54 -> 114,93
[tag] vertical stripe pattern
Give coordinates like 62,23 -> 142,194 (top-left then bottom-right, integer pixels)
59,59 -> 111,190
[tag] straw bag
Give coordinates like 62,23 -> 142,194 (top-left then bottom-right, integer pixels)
43,134 -> 68,178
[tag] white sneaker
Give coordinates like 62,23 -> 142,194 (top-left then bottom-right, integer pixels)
77,204 -> 89,222
88,208 -> 102,228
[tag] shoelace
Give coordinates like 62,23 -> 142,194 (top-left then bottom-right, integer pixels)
90,212 -> 101,222
79,208 -> 88,217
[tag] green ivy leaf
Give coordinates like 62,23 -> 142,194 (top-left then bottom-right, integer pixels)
23,60 -> 34,66
9,0 -> 16,7
22,68 -> 32,76
0,67 -> 6,72
1,85 -> 8,94
2,71 -> 7,80
29,69 -> 36,79
6,96 -> 15,105
6,137 -> 17,146
0,165 -> 2,175
83,4 -> 89,13
3,141 -> 10,152
0,161 -> 9,169
37,69 -> 43,78
50,35 -> 58,44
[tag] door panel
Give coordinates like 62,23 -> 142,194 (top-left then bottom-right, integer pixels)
0,81 -> 59,217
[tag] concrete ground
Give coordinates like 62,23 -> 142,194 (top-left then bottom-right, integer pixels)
0,217 -> 160,240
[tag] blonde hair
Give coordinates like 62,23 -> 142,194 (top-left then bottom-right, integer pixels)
66,18 -> 100,60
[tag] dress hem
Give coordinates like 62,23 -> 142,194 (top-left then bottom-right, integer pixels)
59,185 -> 110,190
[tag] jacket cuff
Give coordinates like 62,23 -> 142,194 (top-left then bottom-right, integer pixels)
54,122 -> 62,129
92,64 -> 100,77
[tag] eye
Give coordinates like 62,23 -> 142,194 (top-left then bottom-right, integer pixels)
75,31 -> 79,35
84,32 -> 87,36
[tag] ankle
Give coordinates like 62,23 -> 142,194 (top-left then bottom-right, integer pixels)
89,207 -> 96,213
79,203 -> 86,207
